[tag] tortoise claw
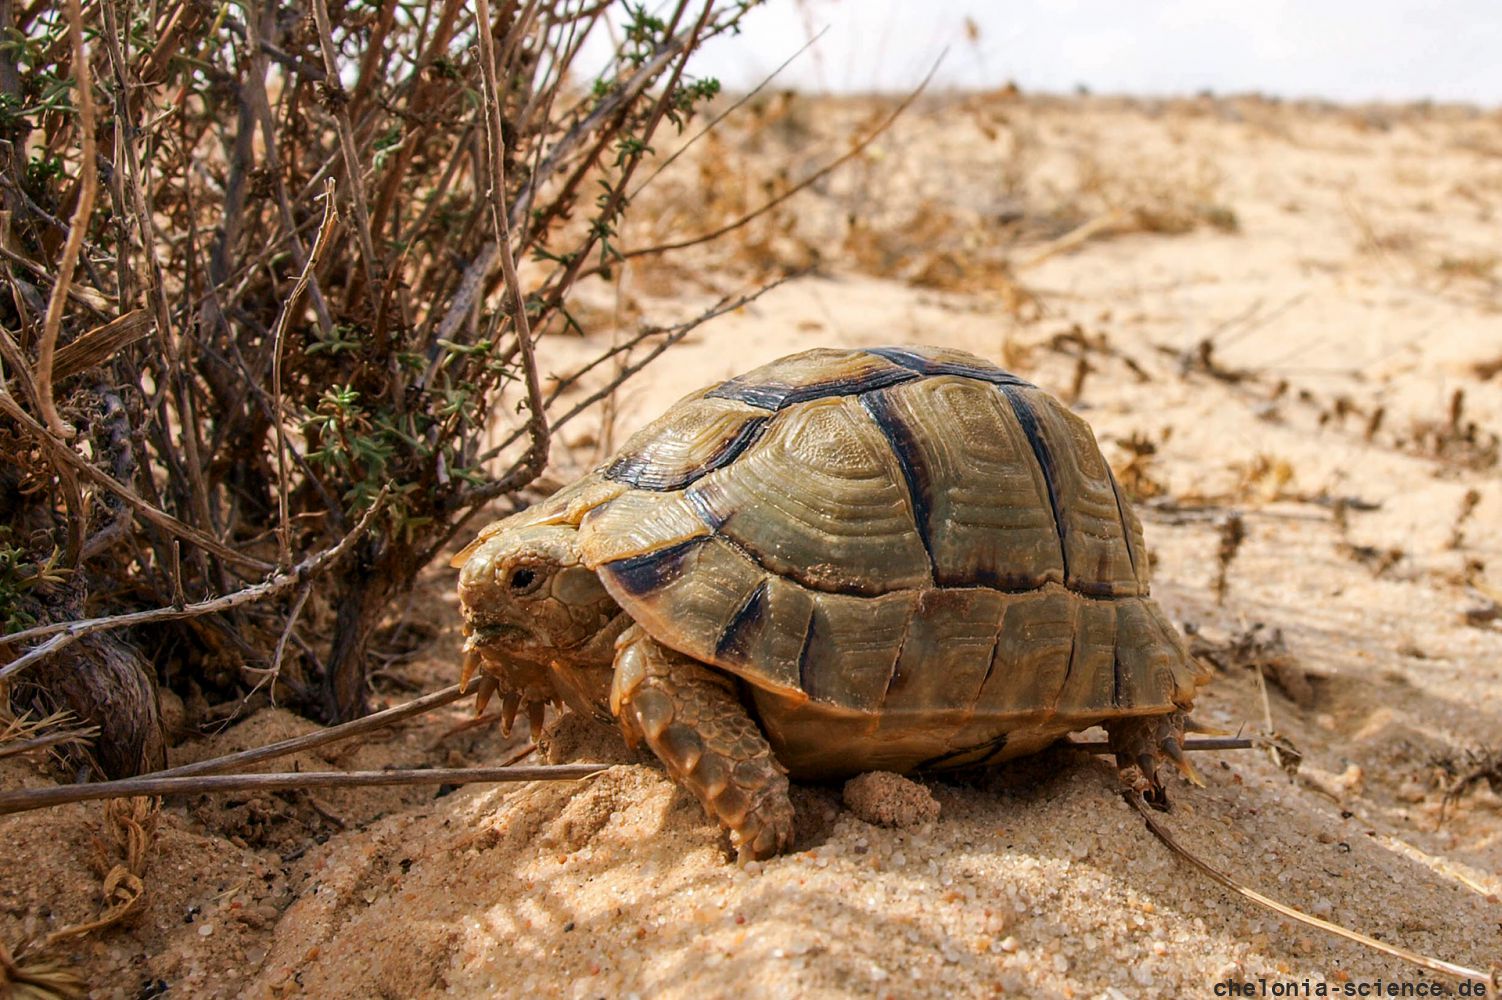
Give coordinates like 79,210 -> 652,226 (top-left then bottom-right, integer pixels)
1162,735 -> 1206,787
459,649 -> 479,693
473,675 -> 499,717
500,692 -> 523,735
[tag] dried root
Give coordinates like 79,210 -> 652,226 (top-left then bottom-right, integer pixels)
0,797 -> 158,998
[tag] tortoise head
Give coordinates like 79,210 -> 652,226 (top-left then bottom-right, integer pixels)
455,522 -> 625,726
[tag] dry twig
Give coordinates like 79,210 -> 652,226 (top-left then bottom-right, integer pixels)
0,764 -> 608,816
0,489 -> 388,682
35,0 -> 98,441
1125,791 -> 1497,987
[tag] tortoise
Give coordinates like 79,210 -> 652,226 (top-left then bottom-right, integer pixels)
453,345 -> 1209,860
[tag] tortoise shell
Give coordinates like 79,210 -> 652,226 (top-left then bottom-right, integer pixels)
463,345 -> 1204,775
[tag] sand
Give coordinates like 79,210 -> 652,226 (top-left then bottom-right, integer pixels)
4,92 -> 1500,998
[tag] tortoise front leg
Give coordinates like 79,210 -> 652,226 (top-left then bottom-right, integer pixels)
610,625 -> 794,861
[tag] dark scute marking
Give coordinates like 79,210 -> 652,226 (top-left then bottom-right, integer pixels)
865,347 -> 1034,387
917,732 -> 1009,771
685,482 -> 731,530
998,386 -> 1069,579
1113,650 -> 1125,708
706,368 -> 919,411
965,565 -> 1059,592
600,537 -> 705,598
704,380 -> 789,410
858,392 -> 936,575
796,614 -> 819,701
604,416 -> 769,491
1073,577 -> 1121,598
1105,465 -> 1139,583
715,580 -> 769,663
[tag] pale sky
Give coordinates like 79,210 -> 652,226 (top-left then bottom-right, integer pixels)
673,0 -> 1502,103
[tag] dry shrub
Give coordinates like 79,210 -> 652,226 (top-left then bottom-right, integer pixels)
0,1 -> 778,768
1066,147 -> 1239,237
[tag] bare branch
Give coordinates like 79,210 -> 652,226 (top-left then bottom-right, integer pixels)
270,178 -> 340,568
473,0 -> 549,488
0,489 -> 388,682
0,763 -> 609,816
35,0 -> 98,439
309,0 -> 385,301
618,53 -> 945,265
155,681 -> 469,778
47,309 -> 152,383
0,387 -> 272,575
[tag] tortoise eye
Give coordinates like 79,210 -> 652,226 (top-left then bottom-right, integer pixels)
507,567 -> 542,594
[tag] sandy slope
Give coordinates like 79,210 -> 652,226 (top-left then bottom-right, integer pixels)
5,93 -> 1501,998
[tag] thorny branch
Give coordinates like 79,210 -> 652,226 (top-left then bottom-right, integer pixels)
472,0 -> 550,496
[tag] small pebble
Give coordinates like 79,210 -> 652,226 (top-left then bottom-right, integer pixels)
843,772 -> 941,829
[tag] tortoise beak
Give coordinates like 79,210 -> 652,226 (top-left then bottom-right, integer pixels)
464,622 -> 532,649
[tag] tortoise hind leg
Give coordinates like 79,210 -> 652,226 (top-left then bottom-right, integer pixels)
610,625 -> 794,861
1106,710 -> 1204,808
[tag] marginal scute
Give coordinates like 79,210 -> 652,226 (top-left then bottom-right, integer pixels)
1059,601 -> 1116,714
975,590 -> 1077,714
880,588 -> 1008,713
799,588 -> 918,711
1115,598 -> 1202,707
712,576 -> 817,692
595,534 -> 805,694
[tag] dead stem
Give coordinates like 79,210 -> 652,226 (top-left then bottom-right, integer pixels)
308,0 -> 383,302
35,0 -> 97,443
270,179 -> 341,569
0,764 -> 608,816
154,682 -> 470,779
1125,791 -> 1497,987
473,0 -> 550,490
617,53 -> 946,266
0,489 -> 387,683
0,388 -> 269,575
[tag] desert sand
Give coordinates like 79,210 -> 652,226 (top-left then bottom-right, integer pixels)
4,92 -> 1501,998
